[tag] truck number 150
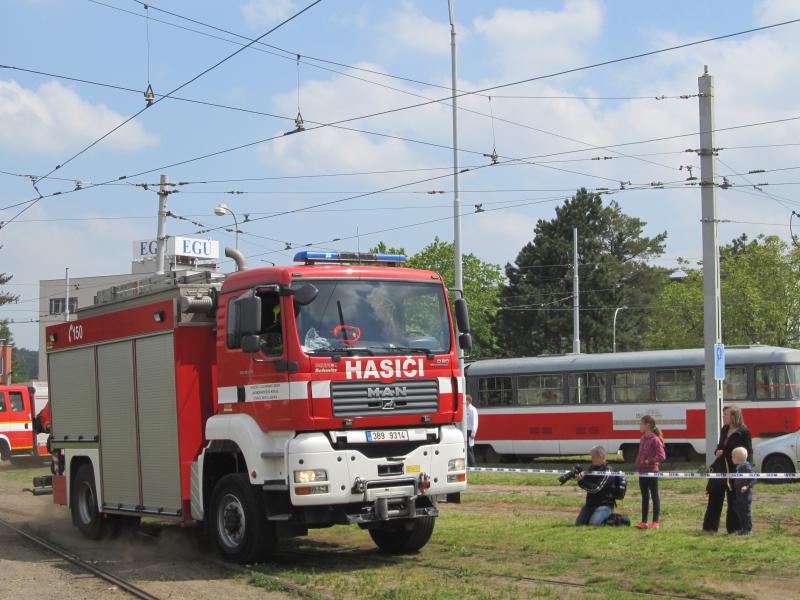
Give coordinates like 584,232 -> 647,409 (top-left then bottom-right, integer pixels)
68,323 -> 84,342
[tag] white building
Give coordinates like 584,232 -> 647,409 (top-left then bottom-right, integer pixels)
37,237 -> 220,378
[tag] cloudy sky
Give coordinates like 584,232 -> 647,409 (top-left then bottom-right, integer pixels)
3,0 -> 800,350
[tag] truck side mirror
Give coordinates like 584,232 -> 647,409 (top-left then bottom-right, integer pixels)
459,332 -> 473,351
293,283 -> 319,306
237,295 -> 262,336
241,334 -> 260,354
454,298 -> 470,334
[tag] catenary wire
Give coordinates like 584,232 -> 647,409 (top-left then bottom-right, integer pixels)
1,0 -> 324,228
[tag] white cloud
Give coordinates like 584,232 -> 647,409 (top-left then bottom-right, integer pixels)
473,0 -> 603,79
0,80 -> 158,154
382,2 -> 466,57
241,0 -> 297,29
754,0 -> 800,25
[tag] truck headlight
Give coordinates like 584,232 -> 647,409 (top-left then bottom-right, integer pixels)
448,458 -> 465,472
294,469 -> 328,483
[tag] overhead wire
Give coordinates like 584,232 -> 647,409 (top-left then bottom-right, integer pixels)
0,0 -> 324,227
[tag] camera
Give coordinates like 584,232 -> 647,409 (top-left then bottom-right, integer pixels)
558,464 -> 583,485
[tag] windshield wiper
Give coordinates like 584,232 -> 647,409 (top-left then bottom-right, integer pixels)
377,346 -> 437,358
310,347 -> 374,356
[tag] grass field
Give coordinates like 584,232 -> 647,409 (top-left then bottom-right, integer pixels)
252,460 -> 800,600
3,459 -> 798,599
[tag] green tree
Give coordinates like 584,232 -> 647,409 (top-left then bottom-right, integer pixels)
0,270 -> 28,382
646,235 -> 800,348
498,189 -> 668,356
405,237 -> 503,359
369,242 -> 406,255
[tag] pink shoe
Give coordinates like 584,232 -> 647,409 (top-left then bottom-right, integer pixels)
636,522 -> 649,529
649,522 -> 660,529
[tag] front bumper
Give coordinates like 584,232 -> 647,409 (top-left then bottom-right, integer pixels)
286,424 -> 467,516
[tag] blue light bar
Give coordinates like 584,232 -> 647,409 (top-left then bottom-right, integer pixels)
293,251 -> 407,264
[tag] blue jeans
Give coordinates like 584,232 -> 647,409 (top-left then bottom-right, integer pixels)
575,504 -> 613,526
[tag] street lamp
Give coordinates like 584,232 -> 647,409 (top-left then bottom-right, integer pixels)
214,202 -> 239,249
612,306 -> 628,353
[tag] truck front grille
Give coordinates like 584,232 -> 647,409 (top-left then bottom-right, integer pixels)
330,379 -> 439,417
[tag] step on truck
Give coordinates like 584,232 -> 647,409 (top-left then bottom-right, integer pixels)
43,250 -> 471,562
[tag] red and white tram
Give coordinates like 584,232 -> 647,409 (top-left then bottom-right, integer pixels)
466,346 -> 800,462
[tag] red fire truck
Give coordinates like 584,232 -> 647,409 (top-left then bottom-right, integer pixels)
0,384 -> 49,463
43,250 -> 471,562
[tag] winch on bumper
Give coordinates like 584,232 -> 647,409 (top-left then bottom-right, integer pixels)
286,424 -> 466,523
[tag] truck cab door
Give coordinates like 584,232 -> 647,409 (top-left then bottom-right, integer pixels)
8,390 -> 32,454
219,287 -> 291,423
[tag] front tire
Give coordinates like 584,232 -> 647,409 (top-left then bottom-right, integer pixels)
369,516 -> 435,554
763,454 -> 796,485
210,473 -> 276,564
71,463 -> 107,540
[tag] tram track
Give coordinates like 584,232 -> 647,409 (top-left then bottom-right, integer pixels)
0,516 -> 161,600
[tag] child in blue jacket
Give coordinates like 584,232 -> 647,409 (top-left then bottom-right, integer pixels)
731,446 -> 755,536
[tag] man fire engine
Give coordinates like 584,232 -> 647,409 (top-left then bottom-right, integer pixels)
42,250 -> 470,562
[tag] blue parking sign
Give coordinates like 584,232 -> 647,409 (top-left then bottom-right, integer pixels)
714,343 -> 725,381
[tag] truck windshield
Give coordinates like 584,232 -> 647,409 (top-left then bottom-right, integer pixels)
296,280 -> 451,355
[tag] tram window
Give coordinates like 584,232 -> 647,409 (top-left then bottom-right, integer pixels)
518,374 -> 563,405
655,369 -> 696,402
701,366 -> 748,400
755,365 -> 794,400
478,376 -> 513,407
612,370 -> 650,403
569,372 -> 606,404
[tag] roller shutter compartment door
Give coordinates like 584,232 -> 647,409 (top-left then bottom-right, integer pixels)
97,341 -> 140,510
48,348 -> 98,443
135,334 -> 181,514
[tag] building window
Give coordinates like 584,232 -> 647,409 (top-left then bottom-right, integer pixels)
477,376 -> 513,407
569,372 -> 607,404
612,370 -> 651,403
655,369 -> 696,402
518,374 -> 563,405
48,297 -> 77,315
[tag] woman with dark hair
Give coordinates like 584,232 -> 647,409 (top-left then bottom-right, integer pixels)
702,405 -> 753,533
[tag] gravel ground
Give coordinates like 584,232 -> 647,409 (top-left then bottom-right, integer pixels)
0,462 -> 291,600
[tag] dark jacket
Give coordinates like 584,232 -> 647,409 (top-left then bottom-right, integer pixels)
578,462 -> 617,508
733,461 -> 756,495
710,425 -> 753,475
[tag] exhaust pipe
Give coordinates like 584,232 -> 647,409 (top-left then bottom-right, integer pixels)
225,247 -> 248,271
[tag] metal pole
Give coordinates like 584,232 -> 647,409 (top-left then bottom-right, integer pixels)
155,174 -> 169,275
64,267 -> 70,322
448,0 -> 467,442
230,210 -> 239,250
699,66 -> 723,465
572,228 -> 580,353
613,306 -> 626,353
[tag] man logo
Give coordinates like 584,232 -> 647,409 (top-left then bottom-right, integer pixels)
367,386 -> 408,399
381,398 -> 397,411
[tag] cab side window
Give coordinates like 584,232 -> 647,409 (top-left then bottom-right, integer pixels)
9,392 -> 24,412
258,291 -> 283,356
0,393 -> 6,412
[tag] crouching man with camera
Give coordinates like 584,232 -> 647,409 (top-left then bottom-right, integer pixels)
572,445 -> 620,526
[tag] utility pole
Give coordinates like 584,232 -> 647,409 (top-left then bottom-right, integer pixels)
447,1 -> 467,443
572,227 -> 580,353
155,174 -> 169,275
699,66 -> 723,465
64,267 -> 70,322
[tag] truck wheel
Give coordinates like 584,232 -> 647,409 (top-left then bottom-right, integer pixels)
369,516 -> 435,554
71,463 -> 107,540
763,454 -> 796,485
621,444 -> 639,464
210,473 -> 276,564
